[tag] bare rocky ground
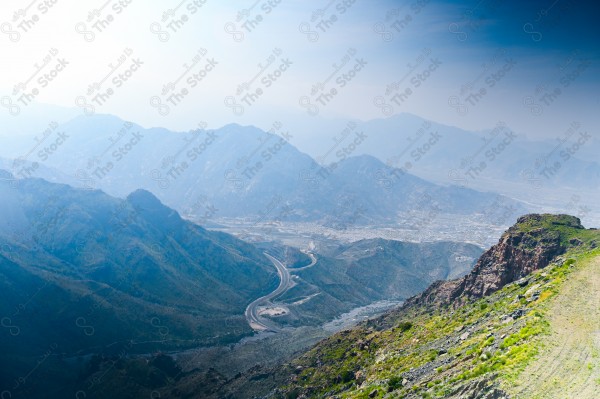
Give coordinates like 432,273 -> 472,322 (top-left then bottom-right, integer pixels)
508,255 -> 600,398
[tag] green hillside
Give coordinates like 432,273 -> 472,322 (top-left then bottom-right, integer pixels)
272,214 -> 600,399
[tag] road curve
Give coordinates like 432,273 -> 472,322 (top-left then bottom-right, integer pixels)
244,252 -> 291,332
290,252 -> 317,271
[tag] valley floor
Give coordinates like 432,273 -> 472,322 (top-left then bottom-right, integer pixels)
508,255 -> 600,398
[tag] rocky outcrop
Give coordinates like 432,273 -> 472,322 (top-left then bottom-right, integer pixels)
447,376 -> 509,399
404,214 -> 582,308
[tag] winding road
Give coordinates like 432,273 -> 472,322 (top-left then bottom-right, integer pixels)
244,253 -> 291,332
245,251 -> 319,332
290,252 -> 317,271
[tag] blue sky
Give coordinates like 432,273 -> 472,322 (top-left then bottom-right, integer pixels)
0,0 -> 598,140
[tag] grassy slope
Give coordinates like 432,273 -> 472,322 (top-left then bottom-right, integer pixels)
507,252 -> 600,398
282,218 -> 600,398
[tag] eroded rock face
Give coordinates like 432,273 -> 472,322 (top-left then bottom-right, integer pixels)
405,214 -> 581,308
459,230 -> 564,299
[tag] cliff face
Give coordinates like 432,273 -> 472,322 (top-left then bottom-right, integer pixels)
405,214 -> 582,308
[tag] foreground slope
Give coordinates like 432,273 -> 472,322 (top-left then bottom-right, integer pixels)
508,254 -> 600,398
262,214 -> 600,399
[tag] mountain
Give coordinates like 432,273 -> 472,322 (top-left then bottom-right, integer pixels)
314,154 -> 523,222
311,113 -> 600,196
182,214 -> 599,399
403,214 -> 582,309
0,172 -> 485,398
0,114 -> 527,226
0,172 -> 280,359
0,156 -> 79,186
309,113 -> 600,188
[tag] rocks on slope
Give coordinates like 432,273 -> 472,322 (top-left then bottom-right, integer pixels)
404,214 -> 581,308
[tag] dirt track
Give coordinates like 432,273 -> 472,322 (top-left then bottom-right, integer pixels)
508,255 -> 600,398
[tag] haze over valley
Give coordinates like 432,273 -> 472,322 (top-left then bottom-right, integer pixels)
0,1 -> 598,398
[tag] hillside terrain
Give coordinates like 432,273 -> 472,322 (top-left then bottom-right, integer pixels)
0,2 -> 596,399
0,172 -> 279,352
0,172 -> 483,398
273,239 -> 480,327
0,171 -> 279,397
508,253 -> 600,398
209,214 -> 600,399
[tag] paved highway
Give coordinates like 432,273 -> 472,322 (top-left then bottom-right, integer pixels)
244,252 -> 291,332
290,252 -> 317,271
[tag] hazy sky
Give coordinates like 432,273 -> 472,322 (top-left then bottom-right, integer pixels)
1,0 -> 598,139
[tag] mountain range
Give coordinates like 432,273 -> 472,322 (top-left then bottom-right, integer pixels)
0,172 -> 483,398
0,114 -> 528,228
0,172 -> 280,357
293,113 -> 600,194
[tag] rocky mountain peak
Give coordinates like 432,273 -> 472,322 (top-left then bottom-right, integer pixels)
405,214 -> 580,308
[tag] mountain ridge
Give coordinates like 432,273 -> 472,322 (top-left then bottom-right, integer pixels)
0,114 -> 527,227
